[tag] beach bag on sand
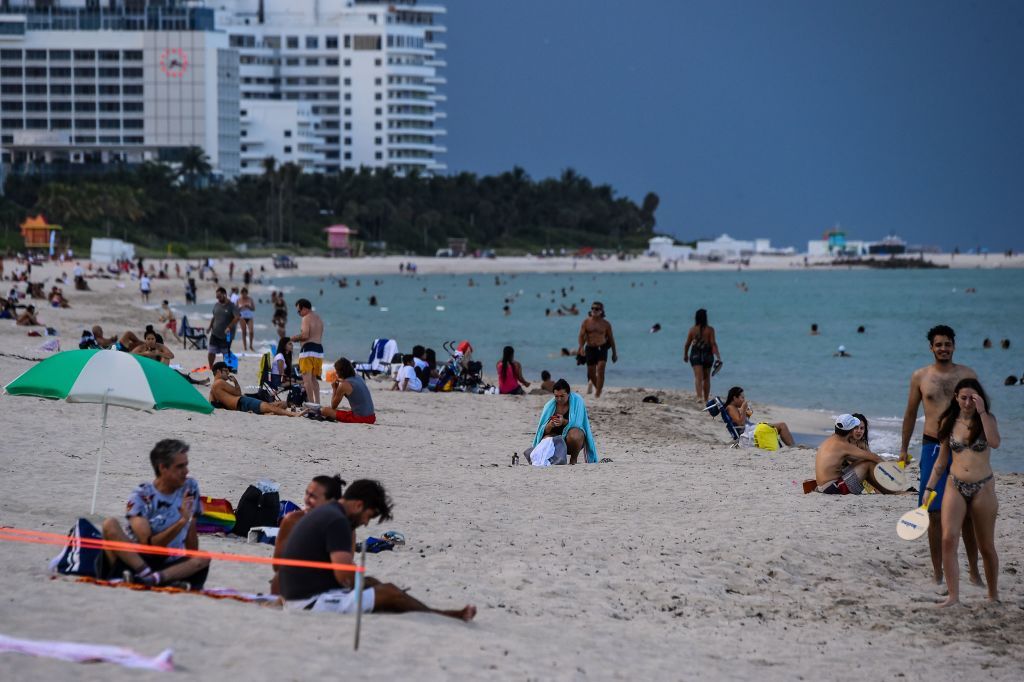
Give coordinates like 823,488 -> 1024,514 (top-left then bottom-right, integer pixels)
49,518 -> 103,578
753,423 -> 780,451
197,497 -> 236,534
232,486 -> 281,537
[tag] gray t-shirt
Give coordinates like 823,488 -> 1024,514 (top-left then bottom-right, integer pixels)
279,503 -> 353,600
124,478 -> 202,550
346,375 -> 375,417
210,301 -> 238,339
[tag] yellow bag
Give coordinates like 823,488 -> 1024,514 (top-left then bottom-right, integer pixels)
753,423 -> 780,451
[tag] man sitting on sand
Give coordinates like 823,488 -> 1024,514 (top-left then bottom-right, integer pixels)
814,414 -> 883,494
100,439 -> 210,589
317,357 -> 376,424
131,328 -> 175,364
392,354 -> 422,392
209,362 -> 303,417
270,474 -> 345,595
278,479 -> 476,621
533,379 -> 599,464
15,304 -> 40,326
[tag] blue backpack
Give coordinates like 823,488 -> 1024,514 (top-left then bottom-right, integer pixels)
50,518 -> 104,578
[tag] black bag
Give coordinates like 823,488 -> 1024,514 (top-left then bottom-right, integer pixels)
51,518 -> 104,577
286,384 -> 306,407
232,485 -> 281,537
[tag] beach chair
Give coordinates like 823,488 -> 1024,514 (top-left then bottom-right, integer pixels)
180,315 -> 207,350
356,337 -> 399,378
705,397 -> 744,448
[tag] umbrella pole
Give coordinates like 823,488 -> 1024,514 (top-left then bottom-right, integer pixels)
353,540 -> 367,651
90,399 -> 108,515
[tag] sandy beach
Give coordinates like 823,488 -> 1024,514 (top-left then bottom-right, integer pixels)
1,259 -> 1022,680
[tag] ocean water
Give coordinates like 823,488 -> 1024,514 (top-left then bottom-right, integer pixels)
212,267 -> 1024,471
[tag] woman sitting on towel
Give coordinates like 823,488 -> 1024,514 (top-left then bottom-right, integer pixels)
533,379 -> 599,465
270,474 -> 346,595
725,386 -> 795,447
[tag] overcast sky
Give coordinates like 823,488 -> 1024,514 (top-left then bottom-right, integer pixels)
441,0 -> 1024,251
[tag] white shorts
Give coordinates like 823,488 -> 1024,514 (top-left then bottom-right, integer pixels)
285,588 -> 375,614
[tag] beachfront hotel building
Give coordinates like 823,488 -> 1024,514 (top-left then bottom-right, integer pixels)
218,0 -> 447,175
0,1 -> 240,177
0,1 -> 447,179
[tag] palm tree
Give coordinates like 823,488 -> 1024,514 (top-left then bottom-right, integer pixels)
179,146 -> 212,190
261,156 -> 278,243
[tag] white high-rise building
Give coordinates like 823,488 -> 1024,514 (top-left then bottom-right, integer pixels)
0,2 -> 240,176
217,0 -> 447,175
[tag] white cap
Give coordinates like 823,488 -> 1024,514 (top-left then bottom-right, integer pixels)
836,414 -> 861,431
838,345 -> 846,352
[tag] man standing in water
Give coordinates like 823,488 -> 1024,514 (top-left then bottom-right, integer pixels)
291,298 -> 325,406
577,301 -> 617,398
900,324 -> 982,587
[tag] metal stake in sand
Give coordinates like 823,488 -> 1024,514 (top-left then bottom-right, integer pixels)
353,540 -> 368,650
89,390 -> 112,515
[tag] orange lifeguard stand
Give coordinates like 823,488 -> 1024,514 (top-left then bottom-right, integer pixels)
20,214 -> 62,249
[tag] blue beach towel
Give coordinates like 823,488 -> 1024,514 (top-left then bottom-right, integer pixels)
533,392 -> 599,463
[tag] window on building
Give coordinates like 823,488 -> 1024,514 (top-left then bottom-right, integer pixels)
124,136 -> 144,144
75,118 -> 95,128
49,67 -> 71,78
99,119 -> 120,129
0,101 -> 22,112
25,67 -> 47,77
241,162 -> 248,169
375,107 -> 382,115
99,67 -> 120,78
284,130 -> 292,137
343,35 -> 351,49
51,84 -> 71,94
240,130 -> 247,137
0,83 -> 23,94
1,49 -> 22,59
123,85 -> 143,95
240,145 -> 248,152
26,119 -> 48,129
99,85 -> 120,95
374,151 -> 382,160
99,136 -> 120,144
123,51 -> 143,61
374,93 -> 382,100
306,36 -> 318,49
343,137 -> 351,145
50,50 -> 71,61
353,35 -> 381,51
305,58 -> 318,66
374,78 -> 381,85
123,120 -> 143,129
25,101 -> 47,112
0,66 -> 22,77
25,49 -> 46,60
344,122 -> 351,130
74,50 -> 94,60
343,78 -> 351,86
287,36 -> 299,49
123,68 -> 143,78
74,67 -> 95,78
99,50 -> 119,61
327,36 -> 338,49
343,152 -> 351,160
75,102 -> 96,112
375,58 -> 381,66
284,146 -> 292,154
374,122 -> 382,130
50,101 -> 72,112
99,102 -> 121,112
74,135 -> 95,143
343,58 -> 351,66
286,58 -> 299,66
326,57 -> 339,66
1,119 -> 24,129
123,102 -> 143,112
343,93 -> 351,101
51,118 -> 72,129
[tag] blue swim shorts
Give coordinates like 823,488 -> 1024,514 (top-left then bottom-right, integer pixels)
918,435 -> 945,512
237,396 -> 263,415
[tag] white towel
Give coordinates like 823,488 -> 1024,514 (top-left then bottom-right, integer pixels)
0,633 -> 173,671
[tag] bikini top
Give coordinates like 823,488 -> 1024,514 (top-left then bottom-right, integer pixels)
949,437 -> 987,453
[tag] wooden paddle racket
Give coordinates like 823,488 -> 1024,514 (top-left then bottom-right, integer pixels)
896,490 -> 937,540
873,461 -> 907,494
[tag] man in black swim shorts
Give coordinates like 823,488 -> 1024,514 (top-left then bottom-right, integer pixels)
576,302 -> 617,398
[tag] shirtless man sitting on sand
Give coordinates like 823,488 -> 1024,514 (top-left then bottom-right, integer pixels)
815,414 -> 883,494
209,362 -> 303,417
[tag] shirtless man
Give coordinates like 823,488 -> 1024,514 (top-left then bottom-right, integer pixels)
159,300 -> 180,343
91,325 -> 119,349
900,324 -> 981,586
291,298 -> 325,406
131,329 -> 174,364
815,414 -> 883,494
209,362 -> 302,417
15,304 -> 40,326
576,301 -> 617,398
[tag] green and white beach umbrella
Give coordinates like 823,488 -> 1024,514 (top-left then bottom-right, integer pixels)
4,349 -> 213,512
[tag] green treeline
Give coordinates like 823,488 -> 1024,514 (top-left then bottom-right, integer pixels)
0,155 -> 659,254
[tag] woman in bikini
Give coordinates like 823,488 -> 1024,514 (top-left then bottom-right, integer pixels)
683,308 -> 721,404
850,413 -> 870,451
724,386 -> 795,447
925,378 -> 1000,607
237,287 -> 256,351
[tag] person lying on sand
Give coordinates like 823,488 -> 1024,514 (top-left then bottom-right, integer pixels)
814,414 -> 883,494
100,439 -> 210,590
131,329 -> 175,364
533,378 -> 599,465
91,325 -> 119,349
278,479 -> 476,621
724,386 -> 795,447
270,474 -> 346,595
209,362 -> 304,416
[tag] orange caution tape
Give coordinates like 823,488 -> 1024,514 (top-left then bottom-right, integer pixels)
0,526 -> 363,573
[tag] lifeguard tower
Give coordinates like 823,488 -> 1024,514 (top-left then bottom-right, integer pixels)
324,224 -> 356,256
20,214 -> 62,253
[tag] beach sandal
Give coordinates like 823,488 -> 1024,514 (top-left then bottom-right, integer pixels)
711,360 -> 724,377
